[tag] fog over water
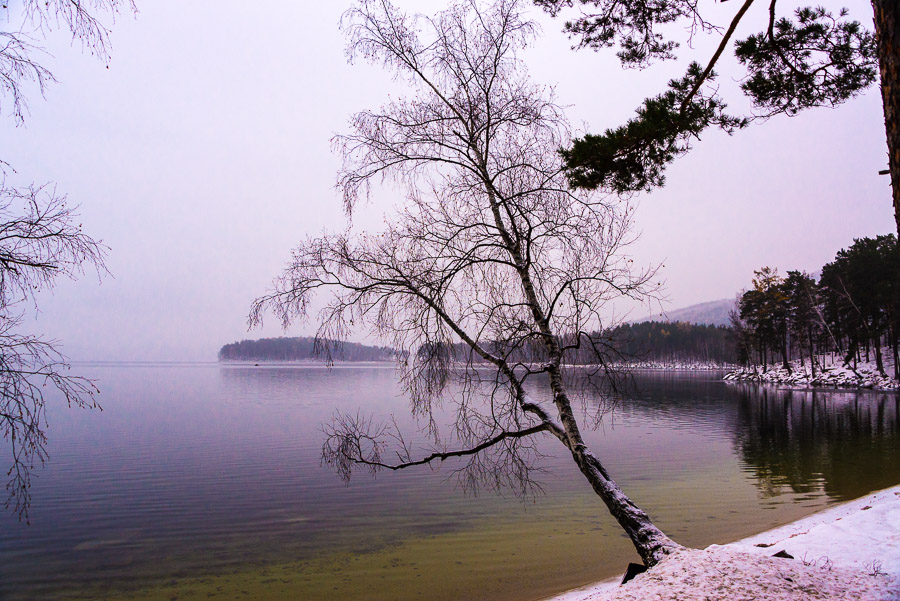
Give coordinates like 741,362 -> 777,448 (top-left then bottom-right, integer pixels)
1,0 -> 891,361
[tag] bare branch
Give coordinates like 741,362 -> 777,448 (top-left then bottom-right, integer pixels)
0,0 -> 136,124
0,184 -> 108,308
0,1 -> 125,521
0,183 -> 107,521
323,412 -> 549,475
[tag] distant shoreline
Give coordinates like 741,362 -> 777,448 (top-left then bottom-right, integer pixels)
215,359 -> 396,367
613,361 -> 734,371
215,358 -> 735,370
218,336 -> 397,363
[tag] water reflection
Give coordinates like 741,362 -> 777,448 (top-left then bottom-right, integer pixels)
732,385 -> 900,500
1,365 -> 899,601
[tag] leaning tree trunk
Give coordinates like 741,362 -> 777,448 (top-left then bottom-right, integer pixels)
571,445 -> 682,566
536,320 -> 681,566
548,375 -> 682,566
872,0 -> 900,252
539,346 -> 681,566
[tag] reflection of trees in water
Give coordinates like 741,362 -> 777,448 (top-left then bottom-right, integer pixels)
734,385 -> 900,501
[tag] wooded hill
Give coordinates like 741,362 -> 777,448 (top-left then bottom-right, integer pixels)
633,298 -> 736,327
218,337 -> 396,362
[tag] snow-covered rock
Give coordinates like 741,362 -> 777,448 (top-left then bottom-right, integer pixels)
724,360 -> 899,391
614,361 -> 735,371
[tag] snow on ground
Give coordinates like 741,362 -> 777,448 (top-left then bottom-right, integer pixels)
545,485 -> 900,601
725,357 -> 900,390
727,486 -> 900,578
577,547 -> 892,601
619,361 -> 734,371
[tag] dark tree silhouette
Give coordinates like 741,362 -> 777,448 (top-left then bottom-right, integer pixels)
731,237 -> 900,380
820,235 -> 898,374
605,321 -> 736,364
782,270 -> 822,376
0,186 -> 107,521
253,0 -> 682,566
738,267 -> 789,371
534,0 -> 899,248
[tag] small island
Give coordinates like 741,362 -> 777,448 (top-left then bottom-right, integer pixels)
218,336 -> 396,362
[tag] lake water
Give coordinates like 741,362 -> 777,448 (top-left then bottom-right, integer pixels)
1,363 -> 898,601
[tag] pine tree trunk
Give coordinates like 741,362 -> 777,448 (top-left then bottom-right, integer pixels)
809,326 -> 816,378
875,333 -> 886,375
892,324 -> 899,379
872,0 -> 900,247
781,327 -> 791,371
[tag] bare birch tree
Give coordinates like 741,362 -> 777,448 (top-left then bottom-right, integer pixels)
0,1 -> 129,520
0,185 -> 107,522
253,0 -> 681,566
1,0 -> 135,126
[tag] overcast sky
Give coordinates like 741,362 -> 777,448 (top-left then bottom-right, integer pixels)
3,0 -> 892,361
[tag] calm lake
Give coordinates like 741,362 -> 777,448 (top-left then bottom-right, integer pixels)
1,363 -> 898,601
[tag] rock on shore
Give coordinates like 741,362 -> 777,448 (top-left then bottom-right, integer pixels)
724,362 -> 899,390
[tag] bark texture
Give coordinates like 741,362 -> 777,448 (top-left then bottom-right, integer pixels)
575,447 -> 682,565
873,0 -> 900,247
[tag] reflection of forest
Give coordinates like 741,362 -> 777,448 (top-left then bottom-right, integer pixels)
734,386 -> 900,501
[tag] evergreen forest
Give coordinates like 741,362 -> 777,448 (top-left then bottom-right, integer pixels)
606,322 -> 736,364
733,235 -> 899,378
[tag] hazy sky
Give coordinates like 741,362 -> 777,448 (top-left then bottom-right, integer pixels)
3,0 -> 892,361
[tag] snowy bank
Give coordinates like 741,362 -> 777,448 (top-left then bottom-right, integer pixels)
546,485 -> 900,601
724,361 -> 899,391
620,361 -> 733,371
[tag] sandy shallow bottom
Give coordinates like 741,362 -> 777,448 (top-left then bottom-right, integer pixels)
549,485 -> 900,601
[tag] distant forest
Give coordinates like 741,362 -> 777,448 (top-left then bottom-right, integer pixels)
607,321 -> 736,364
220,324 -> 736,365
218,337 -> 396,362
413,321 -> 736,366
